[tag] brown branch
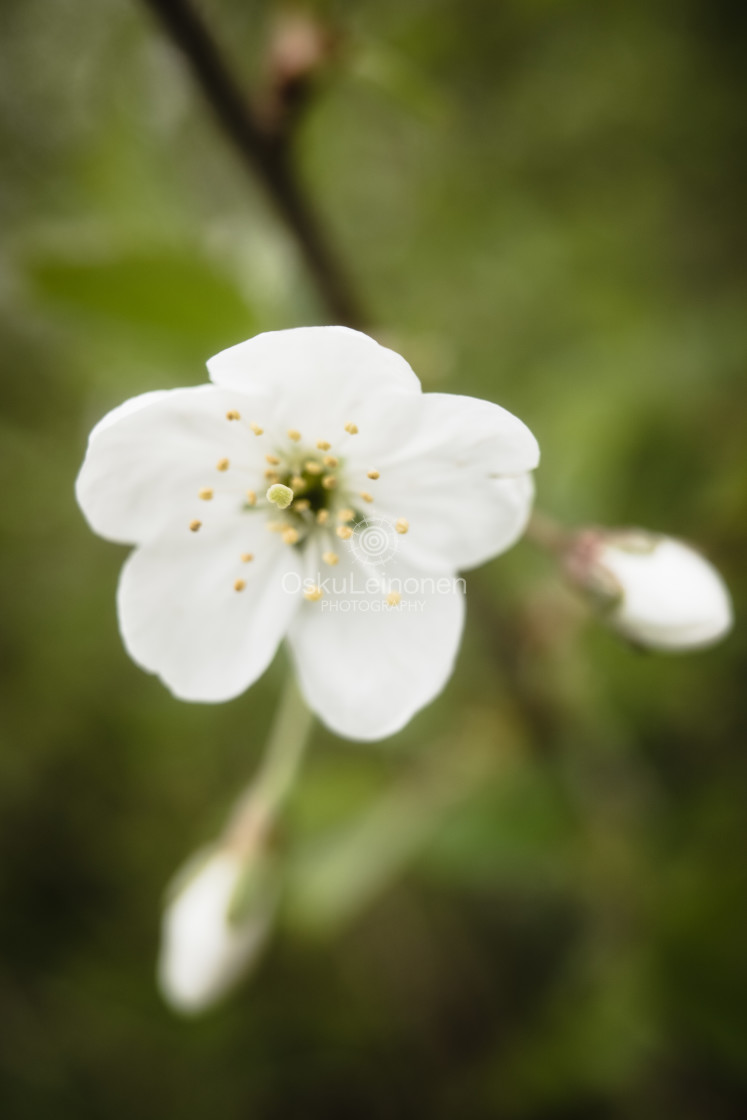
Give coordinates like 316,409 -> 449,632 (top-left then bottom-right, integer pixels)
140,0 -> 365,329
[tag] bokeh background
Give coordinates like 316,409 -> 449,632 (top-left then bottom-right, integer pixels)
1,0 -> 746,1116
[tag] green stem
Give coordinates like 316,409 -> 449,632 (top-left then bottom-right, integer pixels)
223,676 -> 315,856
524,509 -> 573,556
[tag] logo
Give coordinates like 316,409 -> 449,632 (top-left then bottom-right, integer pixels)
349,517 -> 398,567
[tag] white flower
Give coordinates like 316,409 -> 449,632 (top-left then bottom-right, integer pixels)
158,846 -> 276,1014
76,326 -> 539,739
569,529 -> 733,651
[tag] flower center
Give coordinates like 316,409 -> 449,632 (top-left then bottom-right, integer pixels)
189,413 -> 409,600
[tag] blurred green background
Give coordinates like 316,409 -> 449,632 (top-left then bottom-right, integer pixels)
1,0 -> 746,1116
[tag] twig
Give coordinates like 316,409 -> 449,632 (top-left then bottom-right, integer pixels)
140,0 -> 365,328
524,510 -> 572,556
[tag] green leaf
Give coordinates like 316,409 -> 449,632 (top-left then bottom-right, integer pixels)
28,249 -> 256,353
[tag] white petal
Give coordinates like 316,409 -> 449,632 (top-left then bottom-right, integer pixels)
287,544 -> 465,740
76,385 -> 271,544
374,392 -> 539,476
342,393 -> 538,572
207,327 -> 421,433
117,517 -> 303,702
379,474 -> 536,574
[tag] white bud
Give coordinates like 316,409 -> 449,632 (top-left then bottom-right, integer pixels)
568,529 -> 733,651
157,845 -> 277,1015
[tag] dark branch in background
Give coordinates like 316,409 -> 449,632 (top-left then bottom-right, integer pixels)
141,0 -> 365,329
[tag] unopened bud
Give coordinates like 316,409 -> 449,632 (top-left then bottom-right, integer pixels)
157,844 -> 277,1015
565,528 -> 732,651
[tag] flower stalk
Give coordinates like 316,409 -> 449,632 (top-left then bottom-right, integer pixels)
524,510 -> 572,557
223,675 -> 315,858
158,677 -> 314,1013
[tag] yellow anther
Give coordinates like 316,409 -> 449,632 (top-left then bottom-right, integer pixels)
305,460 -> 323,475
267,521 -> 286,533
336,525 -> 353,541
386,591 -> 402,607
395,518 -> 409,534
264,469 -> 280,482
316,440 -> 331,451
316,509 -> 330,525
226,410 -> 241,421
322,475 -> 337,490
344,422 -> 358,434
322,551 -> 339,566
360,491 -> 374,503
267,483 -> 294,509
282,527 -> 300,545
246,490 -> 257,506
198,487 -> 214,501
367,469 -> 380,480
240,553 -> 254,563
265,453 -> 281,465
250,423 -> 263,436
291,476 -> 307,492
304,586 -> 323,602
294,499 -> 311,512
216,458 -> 229,471
287,429 -> 301,441
234,579 -> 246,592
189,520 -> 202,532
323,455 -> 338,468
337,508 -> 355,522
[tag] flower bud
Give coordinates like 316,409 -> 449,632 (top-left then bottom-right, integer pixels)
157,844 -> 278,1015
565,529 -> 733,651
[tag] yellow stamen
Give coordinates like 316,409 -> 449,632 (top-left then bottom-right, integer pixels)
226,410 -> 241,421
264,469 -> 280,482
267,521 -> 286,533
216,458 -> 229,471
322,475 -> 337,490
198,487 -> 213,501
336,525 -> 353,541
316,510 -> 330,525
386,591 -> 401,607
189,520 -> 202,532
344,422 -> 358,434
240,553 -> 254,563
304,586 -> 323,602
360,491 -> 374,503
337,508 -> 355,522
367,469 -> 380,480
234,579 -> 246,592
395,518 -> 409,534
282,527 -> 300,545
291,476 -> 307,492
305,460 -> 323,475
287,428 -> 301,441
294,499 -> 311,512
246,490 -> 256,506
316,440 -> 331,451
322,551 -> 339,566
265,453 -> 281,465
323,455 -> 338,468
250,423 -> 263,436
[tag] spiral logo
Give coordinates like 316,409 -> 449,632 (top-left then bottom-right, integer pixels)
350,517 -> 398,566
